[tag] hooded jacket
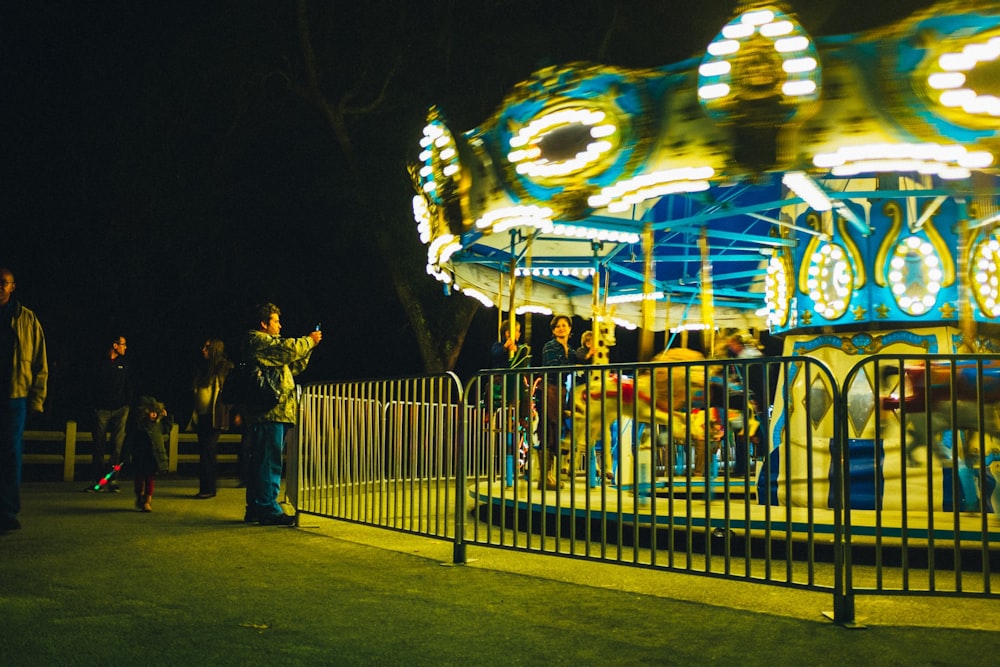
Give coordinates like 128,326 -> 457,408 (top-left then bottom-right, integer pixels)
7,300 -> 47,412
243,329 -> 315,425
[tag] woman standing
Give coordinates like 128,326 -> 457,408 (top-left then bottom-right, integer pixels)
190,338 -> 233,498
537,315 -> 574,490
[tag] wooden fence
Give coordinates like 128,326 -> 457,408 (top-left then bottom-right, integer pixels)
22,421 -> 244,481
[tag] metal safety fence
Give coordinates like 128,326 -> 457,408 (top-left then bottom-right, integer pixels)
293,354 -> 999,625
841,354 -> 1000,614
295,373 -> 463,540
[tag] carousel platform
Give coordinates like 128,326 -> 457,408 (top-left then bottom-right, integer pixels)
470,476 -> 1000,556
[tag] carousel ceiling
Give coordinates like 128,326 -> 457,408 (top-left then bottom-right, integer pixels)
408,0 -> 1000,333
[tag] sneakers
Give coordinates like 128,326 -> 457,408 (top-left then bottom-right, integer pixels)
106,483 -> 121,493
257,513 -> 295,527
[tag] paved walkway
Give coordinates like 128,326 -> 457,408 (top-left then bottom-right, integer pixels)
1,479 -> 997,666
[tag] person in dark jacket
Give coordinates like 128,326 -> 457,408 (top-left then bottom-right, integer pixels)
129,396 -> 170,512
188,338 -> 233,499
88,335 -> 133,491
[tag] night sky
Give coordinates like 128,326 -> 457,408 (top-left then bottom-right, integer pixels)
2,1 -> 937,424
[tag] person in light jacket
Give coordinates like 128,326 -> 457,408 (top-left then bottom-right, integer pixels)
0,267 -> 48,533
242,303 -> 321,526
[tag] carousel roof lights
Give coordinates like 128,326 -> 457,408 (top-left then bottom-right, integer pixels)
740,9 -> 775,26
459,287 -> 494,308
831,160 -> 970,179
512,141 -> 615,177
606,291 -> 665,304
590,124 -> 617,139
707,39 -> 740,57
765,255 -> 791,327
475,205 -> 554,233
924,34 -> 1000,121
927,72 -> 965,89
510,108 -> 607,144
515,304 -> 553,316
507,108 -> 616,177
888,236 -> 943,315
961,95 -> 1000,116
426,263 -> 452,284
775,36 -> 810,53
427,233 -> 462,265
806,243 -> 852,319
589,166 -> 715,210
972,236 -> 1000,317
422,122 -> 445,139
413,195 -> 428,234
549,223 -> 641,244
938,88 -> 977,106
514,266 -> 596,278
698,60 -> 732,77
759,20 -> 794,37
782,171 -> 832,211
722,23 -> 755,39
699,8 -> 821,115
671,323 -> 713,332
938,39 -> 1000,71
782,79 -> 816,96
812,143 -> 994,177
698,83 -> 731,100
783,56 -> 818,74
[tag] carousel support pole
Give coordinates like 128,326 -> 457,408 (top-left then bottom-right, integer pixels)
505,248 -> 517,486
639,223 -> 655,362
700,228 -> 715,357
956,196 -> 977,350
523,232 -> 534,346
507,248 -> 517,357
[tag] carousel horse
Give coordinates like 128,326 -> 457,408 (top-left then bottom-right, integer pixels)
562,345 -> 724,486
882,361 -> 1000,512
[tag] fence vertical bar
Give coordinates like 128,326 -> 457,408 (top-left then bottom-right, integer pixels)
453,376 -> 468,564
830,366 -> 855,626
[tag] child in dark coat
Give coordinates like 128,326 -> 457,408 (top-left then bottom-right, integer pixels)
130,396 -> 171,512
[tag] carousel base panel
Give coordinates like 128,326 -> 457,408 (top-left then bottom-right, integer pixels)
471,478 -> 1000,565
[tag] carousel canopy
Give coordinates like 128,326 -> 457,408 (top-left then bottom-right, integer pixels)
409,1 -> 1000,333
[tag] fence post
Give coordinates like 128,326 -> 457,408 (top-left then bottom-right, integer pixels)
829,365 -> 858,627
64,420 -> 78,482
168,423 -> 180,473
452,380 -> 468,565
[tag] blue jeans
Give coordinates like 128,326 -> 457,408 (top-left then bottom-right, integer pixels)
0,398 -> 27,521
245,422 -> 289,518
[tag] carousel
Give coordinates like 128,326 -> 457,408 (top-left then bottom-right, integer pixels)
408,1 -> 1000,536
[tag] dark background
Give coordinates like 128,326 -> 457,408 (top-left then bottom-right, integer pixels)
2,1 -> 936,426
